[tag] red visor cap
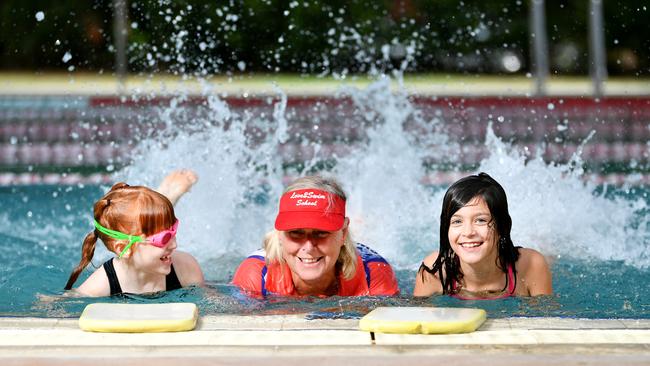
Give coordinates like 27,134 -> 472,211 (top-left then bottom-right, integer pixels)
274,189 -> 346,231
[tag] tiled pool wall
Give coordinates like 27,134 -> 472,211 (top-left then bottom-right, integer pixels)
0,95 -> 648,185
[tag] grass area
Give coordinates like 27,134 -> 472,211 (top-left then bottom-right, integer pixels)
0,71 -> 648,96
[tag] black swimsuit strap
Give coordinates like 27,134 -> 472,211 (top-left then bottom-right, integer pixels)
103,258 -> 123,296
104,259 -> 182,295
165,264 -> 182,291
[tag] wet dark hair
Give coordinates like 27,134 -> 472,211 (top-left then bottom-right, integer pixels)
419,172 -> 520,294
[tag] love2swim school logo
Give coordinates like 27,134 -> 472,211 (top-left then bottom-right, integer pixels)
289,191 -> 326,207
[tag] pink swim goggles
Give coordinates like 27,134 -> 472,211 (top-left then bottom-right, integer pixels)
93,219 -> 179,258
145,220 -> 179,248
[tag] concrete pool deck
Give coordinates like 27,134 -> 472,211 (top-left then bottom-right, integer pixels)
1,315 -> 649,365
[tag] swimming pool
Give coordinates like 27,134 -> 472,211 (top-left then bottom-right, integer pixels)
0,83 -> 649,319
0,183 -> 648,319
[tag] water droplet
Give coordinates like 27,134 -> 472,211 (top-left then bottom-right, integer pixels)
547,103 -> 555,110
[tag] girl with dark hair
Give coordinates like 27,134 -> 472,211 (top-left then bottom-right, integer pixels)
414,173 -> 552,299
65,182 -> 204,296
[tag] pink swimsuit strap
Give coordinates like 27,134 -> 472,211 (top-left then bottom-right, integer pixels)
451,264 -> 516,300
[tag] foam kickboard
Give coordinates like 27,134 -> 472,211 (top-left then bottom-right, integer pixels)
79,303 -> 198,333
359,307 -> 486,334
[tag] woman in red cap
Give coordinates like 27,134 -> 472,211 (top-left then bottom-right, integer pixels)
157,171 -> 399,297
231,175 -> 399,296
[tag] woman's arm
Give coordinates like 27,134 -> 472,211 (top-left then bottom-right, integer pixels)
413,251 -> 443,296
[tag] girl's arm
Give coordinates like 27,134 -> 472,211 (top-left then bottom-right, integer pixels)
75,267 -> 111,297
518,248 -> 553,296
156,169 -> 198,206
413,251 -> 443,296
172,251 -> 206,287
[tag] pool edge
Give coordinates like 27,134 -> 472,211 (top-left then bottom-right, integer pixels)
1,315 -> 649,365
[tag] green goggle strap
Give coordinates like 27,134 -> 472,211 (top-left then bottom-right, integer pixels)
93,220 -> 144,258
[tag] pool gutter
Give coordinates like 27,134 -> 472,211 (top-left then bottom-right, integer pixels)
1,316 -> 648,365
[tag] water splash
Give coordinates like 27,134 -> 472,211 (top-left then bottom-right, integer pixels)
477,126 -> 649,267
115,79 -> 649,270
333,78 -> 443,265
117,90 -> 286,261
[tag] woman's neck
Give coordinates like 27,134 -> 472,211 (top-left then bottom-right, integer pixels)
291,270 -> 338,296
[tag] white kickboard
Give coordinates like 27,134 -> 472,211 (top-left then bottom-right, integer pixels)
359,307 -> 486,334
79,302 -> 198,333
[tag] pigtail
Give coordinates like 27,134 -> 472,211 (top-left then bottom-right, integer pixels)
65,191 -> 115,290
64,230 -> 99,290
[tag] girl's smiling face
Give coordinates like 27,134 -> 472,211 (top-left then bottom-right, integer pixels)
448,196 -> 498,266
130,237 -> 178,275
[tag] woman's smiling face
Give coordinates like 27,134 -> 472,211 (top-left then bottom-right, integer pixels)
448,196 -> 498,266
280,225 -> 347,291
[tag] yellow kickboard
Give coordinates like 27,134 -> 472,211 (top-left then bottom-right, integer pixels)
359,307 -> 486,334
79,303 -> 199,333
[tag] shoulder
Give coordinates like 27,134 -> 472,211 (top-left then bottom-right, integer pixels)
515,248 -> 553,296
357,244 -> 399,296
356,243 -> 388,263
422,251 -> 439,268
516,248 -> 549,273
413,251 -> 442,296
75,264 -> 111,297
171,251 -> 205,287
231,249 -> 267,291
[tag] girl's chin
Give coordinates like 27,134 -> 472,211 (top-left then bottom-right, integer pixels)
455,250 -> 489,263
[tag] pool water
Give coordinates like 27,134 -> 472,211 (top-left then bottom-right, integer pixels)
1,82 -> 649,320
1,184 -> 648,319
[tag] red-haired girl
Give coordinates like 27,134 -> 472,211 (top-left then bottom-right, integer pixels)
64,182 -> 204,296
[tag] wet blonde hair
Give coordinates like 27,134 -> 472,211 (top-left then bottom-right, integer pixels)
264,175 -> 357,279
